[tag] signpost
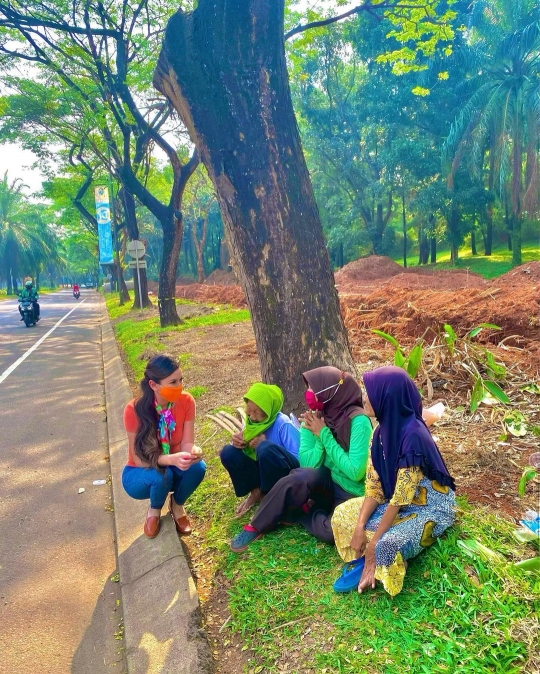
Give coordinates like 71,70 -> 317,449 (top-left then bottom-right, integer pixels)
127,240 -> 146,311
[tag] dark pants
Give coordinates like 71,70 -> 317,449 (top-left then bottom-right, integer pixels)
220,441 -> 300,497
251,467 -> 354,544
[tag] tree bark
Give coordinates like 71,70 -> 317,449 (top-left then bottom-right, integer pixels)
119,187 -> 152,309
430,237 -> 437,264
484,207 -> 493,255
154,0 -> 355,405
157,213 -> 184,325
471,230 -> 477,256
402,192 -> 407,268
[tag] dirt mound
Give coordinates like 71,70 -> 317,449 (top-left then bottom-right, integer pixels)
494,261 -> 540,286
176,275 -> 196,286
384,270 -> 486,290
334,255 -> 487,292
176,283 -> 247,308
341,282 -> 540,345
205,269 -> 237,285
334,255 -> 402,285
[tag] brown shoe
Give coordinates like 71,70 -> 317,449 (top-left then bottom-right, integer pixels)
143,512 -> 161,538
169,497 -> 192,535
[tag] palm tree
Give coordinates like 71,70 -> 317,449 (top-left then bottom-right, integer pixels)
444,0 -> 540,266
0,172 -> 61,291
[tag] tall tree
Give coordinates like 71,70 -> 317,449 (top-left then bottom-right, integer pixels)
0,0 -> 198,324
444,0 -> 540,266
154,0 -> 458,403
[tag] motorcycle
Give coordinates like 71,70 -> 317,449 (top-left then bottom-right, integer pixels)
19,300 -> 37,327
73,290 -> 80,299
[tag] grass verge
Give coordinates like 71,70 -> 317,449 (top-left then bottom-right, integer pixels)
189,422 -> 540,674
395,243 -> 540,279
106,296 -> 539,674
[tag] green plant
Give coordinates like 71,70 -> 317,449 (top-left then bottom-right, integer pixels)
518,467 -> 538,497
371,330 -> 424,378
442,323 -> 510,412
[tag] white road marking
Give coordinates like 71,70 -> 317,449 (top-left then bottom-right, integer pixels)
0,299 -> 87,384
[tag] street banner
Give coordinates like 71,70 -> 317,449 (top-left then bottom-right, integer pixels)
94,186 -> 114,265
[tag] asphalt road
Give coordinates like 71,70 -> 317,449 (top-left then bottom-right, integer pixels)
0,291 -> 123,674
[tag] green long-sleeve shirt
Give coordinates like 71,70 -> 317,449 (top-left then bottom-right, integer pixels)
299,414 -> 372,496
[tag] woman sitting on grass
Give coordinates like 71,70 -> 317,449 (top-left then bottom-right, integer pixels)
220,382 -> 300,517
230,367 -> 372,551
331,366 -> 456,597
122,354 -> 206,539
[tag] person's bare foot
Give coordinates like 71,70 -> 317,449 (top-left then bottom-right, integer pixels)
234,488 -> 263,518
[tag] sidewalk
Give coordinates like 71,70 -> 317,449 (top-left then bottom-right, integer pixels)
101,308 -> 212,674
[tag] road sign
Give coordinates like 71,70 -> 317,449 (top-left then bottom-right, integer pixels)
127,240 -> 146,259
128,260 -> 147,268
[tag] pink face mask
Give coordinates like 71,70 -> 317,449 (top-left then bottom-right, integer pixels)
305,390 -> 324,411
305,377 -> 344,412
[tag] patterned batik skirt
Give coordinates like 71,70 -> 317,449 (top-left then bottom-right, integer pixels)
331,477 -> 456,596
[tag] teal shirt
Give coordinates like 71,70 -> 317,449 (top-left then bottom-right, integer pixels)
299,414 -> 372,496
19,288 -> 38,302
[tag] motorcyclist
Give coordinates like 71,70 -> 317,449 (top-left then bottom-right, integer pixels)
73,283 -> 80,297
18,280 -> 40,321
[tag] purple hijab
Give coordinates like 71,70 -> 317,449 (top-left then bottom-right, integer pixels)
363,366 -> 455,500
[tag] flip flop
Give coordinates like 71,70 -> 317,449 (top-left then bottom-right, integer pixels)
333,557 -> 366,593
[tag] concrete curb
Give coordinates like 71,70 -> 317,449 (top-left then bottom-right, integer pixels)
101,306 -> 212,674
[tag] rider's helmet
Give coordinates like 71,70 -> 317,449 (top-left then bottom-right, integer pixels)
25,280 -> 33,288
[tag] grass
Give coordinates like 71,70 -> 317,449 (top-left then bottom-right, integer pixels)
105,293 -> 250,381
0,287 -> 58,299
188,424 -> 540,674
105,295 -> 539,673
395,242 -> 540,279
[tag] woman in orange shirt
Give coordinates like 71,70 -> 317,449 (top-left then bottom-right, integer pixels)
122,355 -> 206,538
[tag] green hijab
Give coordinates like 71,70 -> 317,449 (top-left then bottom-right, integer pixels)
242,383 -> 284,458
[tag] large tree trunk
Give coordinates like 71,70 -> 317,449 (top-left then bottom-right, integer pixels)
471,230 -> 477,256
430,237 -> 437,264
154,0 -> 355,405
484,208 -> 493,255
119,188 -> 153,309
159,215 -> 183,326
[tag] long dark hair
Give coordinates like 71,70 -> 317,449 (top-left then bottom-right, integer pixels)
134,354 -> 179,470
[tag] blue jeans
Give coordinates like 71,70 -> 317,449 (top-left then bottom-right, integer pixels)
122,461 -> 206,509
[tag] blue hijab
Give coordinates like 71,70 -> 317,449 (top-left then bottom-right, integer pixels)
364,366 -> 455,501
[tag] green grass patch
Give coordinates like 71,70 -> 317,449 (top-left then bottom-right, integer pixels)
395,242 -> 540,279
106,299 -> 250,381
105,294 -> 135,320
188,385 -> 207,399
187,425 -> 539,674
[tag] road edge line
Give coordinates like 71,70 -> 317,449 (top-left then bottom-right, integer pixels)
0,298 -> 87,384
100,299 -> 212,674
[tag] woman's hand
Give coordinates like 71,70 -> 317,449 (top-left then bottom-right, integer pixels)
169,451 -> 195,471
358,543 -> 377,593
190,445 -> 204,463
302,411 -> 326,436
249,434 -> 266,449
350,525 -> 368,558
231,431 -> 247,449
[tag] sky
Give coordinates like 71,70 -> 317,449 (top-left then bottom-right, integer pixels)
0,144 -> 45,194
0,1 -> 358,195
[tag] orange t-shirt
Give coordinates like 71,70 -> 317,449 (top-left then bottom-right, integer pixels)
123,393 -> 196,467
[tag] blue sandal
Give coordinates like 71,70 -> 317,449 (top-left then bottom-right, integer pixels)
333,557 -> 365,593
